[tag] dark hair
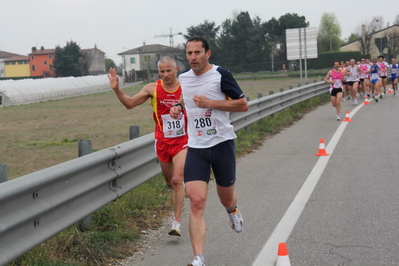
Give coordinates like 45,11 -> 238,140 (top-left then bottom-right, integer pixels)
333,60 -> 341,66
185,36 -> 210,52
378,55 -> 384,59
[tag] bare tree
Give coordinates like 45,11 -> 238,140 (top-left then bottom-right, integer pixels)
384,27 -> 399,60
354,23 -> 373,57
371,17 -> 384,31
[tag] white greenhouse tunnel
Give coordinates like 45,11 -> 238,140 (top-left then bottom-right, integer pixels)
0,75 -> 124,107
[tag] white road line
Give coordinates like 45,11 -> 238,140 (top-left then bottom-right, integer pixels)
252,98 -> 368,266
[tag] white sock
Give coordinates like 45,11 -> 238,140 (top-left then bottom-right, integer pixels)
195,255 -> 204,262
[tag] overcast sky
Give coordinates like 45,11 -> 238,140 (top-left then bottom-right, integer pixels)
1,0 -> 398,65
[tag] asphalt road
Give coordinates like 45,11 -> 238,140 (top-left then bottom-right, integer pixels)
124,88 -> 399,266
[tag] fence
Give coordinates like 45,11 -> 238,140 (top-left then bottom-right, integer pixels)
0,81 -> 329,265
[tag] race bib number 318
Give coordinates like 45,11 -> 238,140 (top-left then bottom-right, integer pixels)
161,114 -> 186,138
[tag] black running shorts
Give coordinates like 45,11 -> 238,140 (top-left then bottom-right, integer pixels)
184,139 -> 236,187
330,88 -> 343,96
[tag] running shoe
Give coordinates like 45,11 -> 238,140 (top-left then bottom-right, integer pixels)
375,97 -> 378,102
353,99 -> 358,105
168,219 -> 181,236
336,115 -> 341,121
188,256 -> 205,266
227,207 -> 243,233
347,95 -> 351,100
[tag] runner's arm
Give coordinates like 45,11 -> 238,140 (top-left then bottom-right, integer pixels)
108,68 -> 154,109
192,95 -> 248,112
324,71 -> 332,84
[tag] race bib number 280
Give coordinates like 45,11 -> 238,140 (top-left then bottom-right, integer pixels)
189,109 -> 219,137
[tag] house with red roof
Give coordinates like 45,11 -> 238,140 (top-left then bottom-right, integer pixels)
29,46 -> 56,77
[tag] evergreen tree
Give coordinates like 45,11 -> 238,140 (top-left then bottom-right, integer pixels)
54,41 -> 81,77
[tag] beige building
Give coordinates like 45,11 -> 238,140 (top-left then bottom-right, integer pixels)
118,44 -> 185,73
340,24 -> 399,60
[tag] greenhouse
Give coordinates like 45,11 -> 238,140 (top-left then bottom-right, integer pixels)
0,75 -> 114,107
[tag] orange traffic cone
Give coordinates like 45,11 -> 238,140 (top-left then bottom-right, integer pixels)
363,96 -> 370,105
276,243 -> 291,266
315,138 -> 330,156
342,111 -> 352,122
387,87 -> 393,93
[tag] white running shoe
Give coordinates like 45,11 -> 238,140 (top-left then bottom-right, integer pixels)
227,207 -> 243,233
188,255 -> 205,266
336,115 -> 341,121
168,219 -> 181,236
353,99 -> 358,105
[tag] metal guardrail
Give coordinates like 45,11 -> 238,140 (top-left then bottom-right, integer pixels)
231,81 -> 329,131
0,81 -> 329,265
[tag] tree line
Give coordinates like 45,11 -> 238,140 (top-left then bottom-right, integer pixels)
54,12 -> 399,77
179,12 -> 399,72
318,13 -> 399,59
178,12 -> 308,72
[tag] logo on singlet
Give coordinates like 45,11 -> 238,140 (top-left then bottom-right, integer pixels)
176,129 -> 185,136
207,129 -> 217,135
205,109 -> 213,118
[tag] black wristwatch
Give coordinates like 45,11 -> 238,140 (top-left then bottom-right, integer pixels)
173,103 -> 184,112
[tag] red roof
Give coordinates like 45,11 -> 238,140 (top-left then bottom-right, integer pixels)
5,56 -> 29,62
0,51 -> 22,59
29,49 -> 56,55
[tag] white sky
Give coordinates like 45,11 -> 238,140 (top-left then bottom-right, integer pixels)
1,0 -> 398,65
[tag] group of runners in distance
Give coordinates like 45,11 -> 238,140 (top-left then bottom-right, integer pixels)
325,55 -> 399,121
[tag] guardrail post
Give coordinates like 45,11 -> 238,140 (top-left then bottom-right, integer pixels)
129,126 -> 140,140
257,93 -> 263,98
78,140 -> 93,230
280,88 -> 284,92
298,83 -> 301,87
0,164 -> 7,183
269,91 -> 274,95
289,86 -> 293,90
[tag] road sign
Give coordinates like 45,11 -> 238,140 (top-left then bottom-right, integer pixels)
286,27 -> 318,60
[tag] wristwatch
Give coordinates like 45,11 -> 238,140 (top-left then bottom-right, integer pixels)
173,103 -> 184,112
